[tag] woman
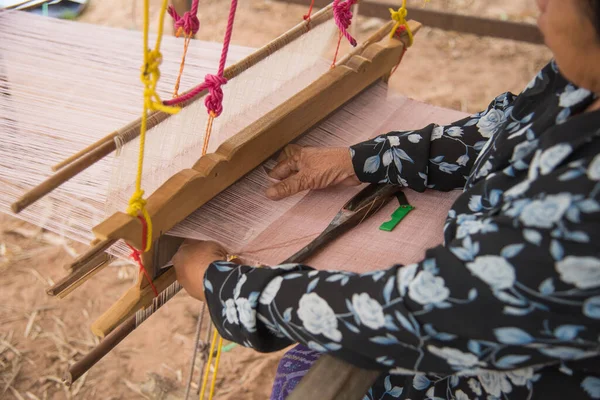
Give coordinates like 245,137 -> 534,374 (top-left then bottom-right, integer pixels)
173,0 -> 600,398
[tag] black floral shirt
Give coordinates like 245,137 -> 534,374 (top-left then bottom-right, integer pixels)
203,61 -> 600,399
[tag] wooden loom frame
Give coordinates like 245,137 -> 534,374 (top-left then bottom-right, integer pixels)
10,5 -> 419,398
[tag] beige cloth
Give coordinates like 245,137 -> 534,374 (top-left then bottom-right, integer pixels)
241,98 -> 468,272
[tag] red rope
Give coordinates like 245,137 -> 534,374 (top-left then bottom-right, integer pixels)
390,26 -> 408,77
303,0 -> 315,22
128,216 -> 159,297
163,0 -> 238,117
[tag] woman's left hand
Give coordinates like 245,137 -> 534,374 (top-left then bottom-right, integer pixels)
172,240 -> 229,302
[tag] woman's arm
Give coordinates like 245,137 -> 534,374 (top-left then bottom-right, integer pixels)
350,92 -> 517,192
202,153 -> 600,374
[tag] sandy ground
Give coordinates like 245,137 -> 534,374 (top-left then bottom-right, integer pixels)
1,1 -> 552,399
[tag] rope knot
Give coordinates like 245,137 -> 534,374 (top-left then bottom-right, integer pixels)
127,190 -> 147,216
203,74 -> 228,117
389,5 -> 413,46
168,5 -> 200,36
333,0 -> 357,47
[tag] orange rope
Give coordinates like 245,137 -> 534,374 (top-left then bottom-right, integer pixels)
173,31 -> 193,98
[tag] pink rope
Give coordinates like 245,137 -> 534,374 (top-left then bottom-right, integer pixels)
333,0 -> 357,47
164,0 -> 238,116
168,0 -> 200,36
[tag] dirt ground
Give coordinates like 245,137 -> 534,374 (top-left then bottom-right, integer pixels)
0,1 -> 552,399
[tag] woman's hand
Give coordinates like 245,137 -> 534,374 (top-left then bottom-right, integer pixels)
265,145 -> 360,200
172,240 -> 229,302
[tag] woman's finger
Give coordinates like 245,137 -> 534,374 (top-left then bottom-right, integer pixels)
276,144 -> 302,163
266,172 -> 310,200
268,155 -> 301,180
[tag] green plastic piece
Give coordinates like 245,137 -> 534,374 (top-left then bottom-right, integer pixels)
379,205 -> 415,231
221,342 -> 238,353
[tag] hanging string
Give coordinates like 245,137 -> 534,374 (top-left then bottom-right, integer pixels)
173,32 -> 193,97
331,0 -> 357,66
129,0 -> 180,258
126,216 -> 159,297
303,0 -> 315,23
168,0 -> 201,97
164,0 -> 238,157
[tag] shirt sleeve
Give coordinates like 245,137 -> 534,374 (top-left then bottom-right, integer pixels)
202,153 -> 600,375
349,92 -> 517,192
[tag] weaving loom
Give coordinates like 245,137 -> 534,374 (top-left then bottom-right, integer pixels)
0,1 -> 464,398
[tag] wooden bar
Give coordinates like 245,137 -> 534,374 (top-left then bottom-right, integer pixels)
276,0 -> 545,45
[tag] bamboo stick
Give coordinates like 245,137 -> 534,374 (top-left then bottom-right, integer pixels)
65,314 -> 136,385
11,3 -> 336,214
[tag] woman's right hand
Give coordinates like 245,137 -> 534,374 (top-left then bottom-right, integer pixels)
265,144 -> 361,200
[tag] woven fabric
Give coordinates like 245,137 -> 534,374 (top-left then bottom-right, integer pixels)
240,98 -> 466,271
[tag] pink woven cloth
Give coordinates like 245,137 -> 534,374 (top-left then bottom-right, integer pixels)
240,98 -> 468,272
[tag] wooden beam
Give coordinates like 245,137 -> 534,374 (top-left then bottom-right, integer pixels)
276,0 -> 545,45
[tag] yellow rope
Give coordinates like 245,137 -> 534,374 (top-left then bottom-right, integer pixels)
208,336 -> 224,399
389,0 -> 430,44
389,0 -> 412,44
198,255 -> 237,399
200,328 -> 218,399
129,0 -> 180,251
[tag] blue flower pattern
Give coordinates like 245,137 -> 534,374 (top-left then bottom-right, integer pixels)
203,61 -> 600,399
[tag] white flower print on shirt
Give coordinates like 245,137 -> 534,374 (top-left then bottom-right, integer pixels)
447,127 -> 464,137
457,154 -> 470,166
558,85 -> 591,108
408,270 -> 450,305
477,108 -> 506,138
588,154 -> 600,181
478,371 -> 513,397
388,135 -> 400,146
504,180 -> 531,199
468,378 -> 482,396
467,256 -> 516,290
510,138 -> 538,163
408,133 -> 423,143
506,368 -> 535,386
235,297 -> 256,332
556,256 -> 600,289
519,193 -> 571,228
431,126 -> 444,141
352,293 -> 386,329
297,293 -> 342,342
539,143 -> 573,175
427,346 -> 481,369
397,263 -> 418,296
234,274 -> 247,299
225,298 -> 239,325
475,160 -> 493,179
259,276 -> 283,305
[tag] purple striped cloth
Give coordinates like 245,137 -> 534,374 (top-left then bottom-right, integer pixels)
270,345 -> 321,400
